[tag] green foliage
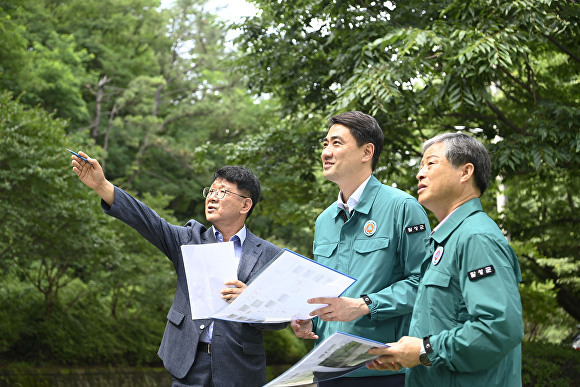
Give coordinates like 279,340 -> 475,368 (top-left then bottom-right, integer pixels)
237,0 -> 579,173
264,326 -> 312,366
0,367 -> 171,386
0,277 -> 40,356
521,341 -> 580,386
504,168 -> 580,325
518,277 -> 576,343
0,275 -> 163,366
22,32 -> 92,123
1,91 -> 111,316
0,3 -> 30,92
0,93 -> 173,367
0,1 -> 94,125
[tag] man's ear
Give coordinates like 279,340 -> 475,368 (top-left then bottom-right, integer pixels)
362,143 -> 375,164
240,198 -> 253,215
460,163 -> 475,184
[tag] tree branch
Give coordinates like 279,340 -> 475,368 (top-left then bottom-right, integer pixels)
159,110 -> 213,131
494,82 -> 525,106
497,65 -> 541,101
544,33 -> 580,64
522,253 -> 580,322
485,100 -> 529,136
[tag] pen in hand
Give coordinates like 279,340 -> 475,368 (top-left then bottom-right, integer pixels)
67,149 -> 92,165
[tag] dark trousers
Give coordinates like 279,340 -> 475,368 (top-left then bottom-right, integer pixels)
318,373 -> 405,387
171,351 -> 212,387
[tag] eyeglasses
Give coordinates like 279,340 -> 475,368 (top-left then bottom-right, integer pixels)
202,187 -> 250,200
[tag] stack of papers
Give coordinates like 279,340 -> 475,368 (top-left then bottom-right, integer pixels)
265,332 -> 388,386
181,247 -> 356,323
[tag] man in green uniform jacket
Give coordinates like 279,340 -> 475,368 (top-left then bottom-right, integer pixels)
292,111 -> 430,386
367,132 -> 524,386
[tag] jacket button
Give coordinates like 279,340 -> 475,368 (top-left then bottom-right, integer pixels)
200,324 -> 205,329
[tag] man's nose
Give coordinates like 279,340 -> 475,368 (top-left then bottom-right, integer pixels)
207,191 -> 219,201
416,166 -> 426,181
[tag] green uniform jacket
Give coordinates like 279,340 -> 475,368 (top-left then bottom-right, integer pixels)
313,175 -> 431,378
407,198 -> 523,386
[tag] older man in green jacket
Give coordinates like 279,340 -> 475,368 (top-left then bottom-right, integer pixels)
367,132 -> 523,386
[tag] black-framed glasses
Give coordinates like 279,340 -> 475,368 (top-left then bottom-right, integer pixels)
202,187 -> 249,200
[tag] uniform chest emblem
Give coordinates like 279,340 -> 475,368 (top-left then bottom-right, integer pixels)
364,220 -> 377,236
432,246 -> 444,265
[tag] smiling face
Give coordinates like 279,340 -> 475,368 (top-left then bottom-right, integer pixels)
321,124 -> 373,195
204,178 -> 251,231
416,142 -> 464,220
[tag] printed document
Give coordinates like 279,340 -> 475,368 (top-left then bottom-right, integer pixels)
181,242 -> 237,319
264,332 -> 388,386
211,249 -> 356,323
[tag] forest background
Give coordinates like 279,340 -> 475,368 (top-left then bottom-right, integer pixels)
0,0 -> 578,385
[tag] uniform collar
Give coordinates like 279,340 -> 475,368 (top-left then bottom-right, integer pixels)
332,175 -> 381,219
336,174 -> 372,213
431,198 -> 483,243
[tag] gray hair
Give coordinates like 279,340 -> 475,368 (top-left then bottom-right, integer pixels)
423,132 -> 491,195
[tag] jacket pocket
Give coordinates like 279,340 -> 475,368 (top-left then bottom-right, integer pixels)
422,269 -> 451,288
353,237 -> 390,254
167,307 -> 185,327
314,242 -> 338,258
421,269 -> 458,329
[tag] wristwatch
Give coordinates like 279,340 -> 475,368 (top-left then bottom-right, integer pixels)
419,336 -> 433,367
360,294 -> 372,306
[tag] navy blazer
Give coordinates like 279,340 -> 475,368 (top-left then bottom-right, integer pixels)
103,186 -> 285,385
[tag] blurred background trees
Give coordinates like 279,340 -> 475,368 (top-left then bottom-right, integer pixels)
0,0 -> 578,382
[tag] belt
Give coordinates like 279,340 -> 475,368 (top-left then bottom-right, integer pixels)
197,342 -> 211,354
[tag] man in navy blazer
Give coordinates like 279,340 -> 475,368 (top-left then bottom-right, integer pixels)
72,152 -> 286,386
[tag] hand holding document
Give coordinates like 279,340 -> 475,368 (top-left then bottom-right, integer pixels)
181,242 -> 237,319
265,332 -> 389,386
212,248 -> 356,323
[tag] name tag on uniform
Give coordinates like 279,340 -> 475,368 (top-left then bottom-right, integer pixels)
468,265 -> 495,281
405,224 -> 426,234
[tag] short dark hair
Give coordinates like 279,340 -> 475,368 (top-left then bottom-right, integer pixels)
213,166 -> 261,218
422,132 -> 491,195
328,111 -> 384,170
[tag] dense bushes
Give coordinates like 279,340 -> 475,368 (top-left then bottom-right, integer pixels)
0,277 -> 164,367
522,341 -> 580,386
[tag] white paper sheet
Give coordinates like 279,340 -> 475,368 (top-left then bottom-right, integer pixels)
264,332 -> 388,386
181,242 -> 238,319
210,249 -> 356,323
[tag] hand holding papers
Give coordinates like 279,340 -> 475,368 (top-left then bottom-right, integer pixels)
265,332 -> 389,386
181,242 -> 238,319
212,249 -> 356,323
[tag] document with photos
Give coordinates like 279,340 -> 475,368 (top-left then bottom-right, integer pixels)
264,332 -> 388,386
210,249 -> 356,323
181,242 -> 238,319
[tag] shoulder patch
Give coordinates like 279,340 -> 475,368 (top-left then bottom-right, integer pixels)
468,265 -> 495,281
405,224 -> 427,234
